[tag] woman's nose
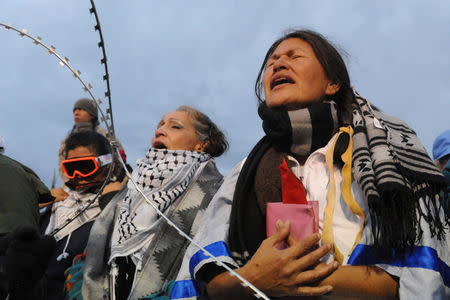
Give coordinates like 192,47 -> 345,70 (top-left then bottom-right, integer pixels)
272,56 -> 288,72
154,126 -> 166,137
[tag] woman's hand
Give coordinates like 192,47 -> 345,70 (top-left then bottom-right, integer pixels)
207,220 -> 338,300
240,220 -> 337,297
101,181 -> 123,195
50,187 -> 69,202
40,188 -> 69,208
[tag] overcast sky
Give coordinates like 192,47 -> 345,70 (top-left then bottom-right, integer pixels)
1,0 -> 449,186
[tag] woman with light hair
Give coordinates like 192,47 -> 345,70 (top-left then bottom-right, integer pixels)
71,106 -> 228,300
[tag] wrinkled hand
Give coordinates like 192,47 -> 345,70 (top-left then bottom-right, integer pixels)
51,187 -> 69,202
102,181 -> 123,195
239,220 -> 337,297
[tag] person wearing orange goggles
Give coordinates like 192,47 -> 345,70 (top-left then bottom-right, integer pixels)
40,131 -> 124,300
60,132 -> 121,193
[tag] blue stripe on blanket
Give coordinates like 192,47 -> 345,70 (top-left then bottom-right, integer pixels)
348,244 -> 450,287
189,241 -> 231,277
170,280 -> 198,299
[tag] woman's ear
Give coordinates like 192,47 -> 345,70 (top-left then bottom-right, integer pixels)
194,141 -> 210,153
325,82 -> 340,96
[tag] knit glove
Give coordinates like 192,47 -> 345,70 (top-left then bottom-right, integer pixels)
4,226 -> 56,292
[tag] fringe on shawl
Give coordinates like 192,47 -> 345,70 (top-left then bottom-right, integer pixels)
359,158 -> 448,260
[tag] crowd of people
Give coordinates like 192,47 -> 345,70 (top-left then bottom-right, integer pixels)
0,29 -> 449,300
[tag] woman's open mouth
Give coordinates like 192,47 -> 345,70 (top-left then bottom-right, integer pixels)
153,141 -> 167,149
271,76 -> 295,90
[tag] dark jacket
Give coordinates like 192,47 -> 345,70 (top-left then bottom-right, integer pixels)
0,155 -> 51,235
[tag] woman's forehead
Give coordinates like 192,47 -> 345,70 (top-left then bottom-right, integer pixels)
161,110 -> 190,123
67,146 -> 95,158
270,38 -> 312,58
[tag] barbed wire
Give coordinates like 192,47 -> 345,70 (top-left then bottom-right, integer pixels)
89,0 -> 115,138
0,22 -> 114,138
0,22 -> 120,237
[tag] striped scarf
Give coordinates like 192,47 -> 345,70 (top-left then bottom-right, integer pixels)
229,101 -> 339,265
352,91 -> 447,256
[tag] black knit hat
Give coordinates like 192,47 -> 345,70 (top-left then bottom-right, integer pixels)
73,98 -> 98,120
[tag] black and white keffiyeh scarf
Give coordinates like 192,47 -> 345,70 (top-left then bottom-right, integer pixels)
229,91 -> 448,265
45,187 -> 101,242
110,148 -> 210,267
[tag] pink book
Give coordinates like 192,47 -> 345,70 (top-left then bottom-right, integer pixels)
266,159 -> 319,249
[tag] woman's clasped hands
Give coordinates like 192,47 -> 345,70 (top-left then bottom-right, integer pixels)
238,220 -> 338,298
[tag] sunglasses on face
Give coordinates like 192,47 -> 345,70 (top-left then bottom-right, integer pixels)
61,153 -> 113,179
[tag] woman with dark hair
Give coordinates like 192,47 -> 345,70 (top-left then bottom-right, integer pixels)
173,30 -> 449,299
78,106 -> 228,299
41,131 -> 124,300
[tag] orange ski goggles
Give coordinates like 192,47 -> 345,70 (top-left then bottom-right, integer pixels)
61,153 -> 112,179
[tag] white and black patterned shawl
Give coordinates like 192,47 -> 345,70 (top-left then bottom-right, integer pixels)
110,148 -> 210,265
352,91 -> 447,255
82,159 -> 223,299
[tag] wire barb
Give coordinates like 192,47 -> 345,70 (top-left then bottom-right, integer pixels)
19,28 -> 27,36
73,70 -> 81,78
48,45 -> 56,54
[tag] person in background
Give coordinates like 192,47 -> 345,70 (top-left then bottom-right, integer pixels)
41,131 -> 124,300
72,98 -> 108,136
433,129 -> 450,214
